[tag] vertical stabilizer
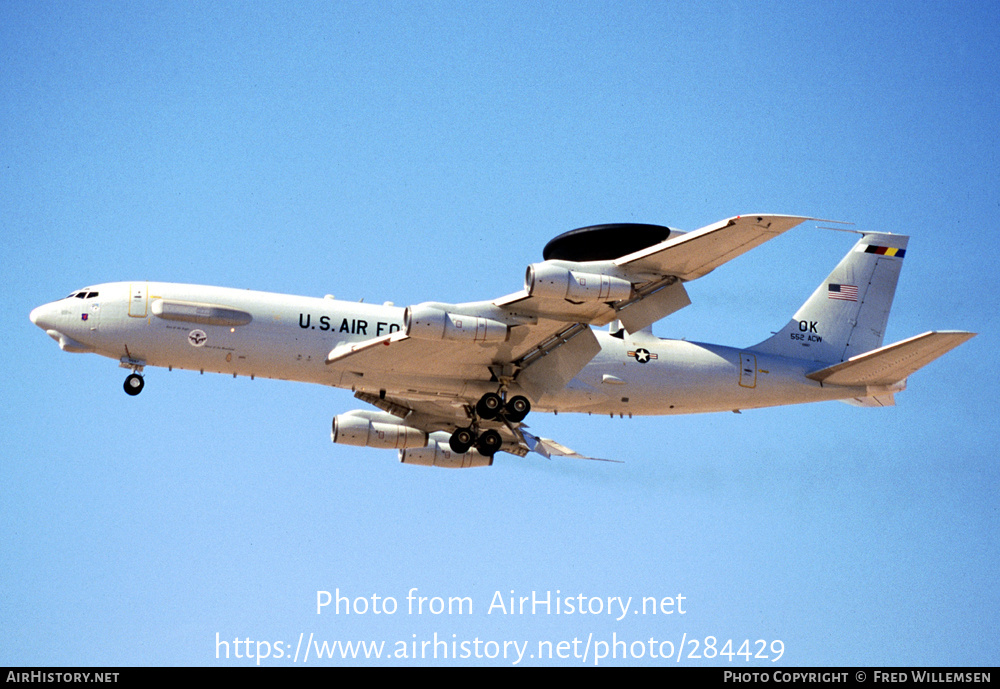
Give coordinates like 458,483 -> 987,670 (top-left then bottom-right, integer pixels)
750,232 -> 908,364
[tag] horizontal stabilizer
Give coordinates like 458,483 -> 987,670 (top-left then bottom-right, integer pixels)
806,331 -> 975,387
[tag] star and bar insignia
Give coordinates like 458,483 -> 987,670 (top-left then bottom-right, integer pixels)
627,348 -> 657,364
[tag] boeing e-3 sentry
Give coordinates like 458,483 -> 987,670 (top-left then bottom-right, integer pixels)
29,215 -> 975,466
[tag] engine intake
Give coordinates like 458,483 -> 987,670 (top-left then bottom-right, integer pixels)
525,263 -> 632,302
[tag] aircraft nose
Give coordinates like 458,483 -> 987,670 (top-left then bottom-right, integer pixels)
30,303 -> 56,330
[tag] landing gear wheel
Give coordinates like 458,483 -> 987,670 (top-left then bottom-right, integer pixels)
124,373 -> 144,396
504,395 -> 531,423
476,429 -> 503,457
476,392 -> 503,420
449,427 -> 475,454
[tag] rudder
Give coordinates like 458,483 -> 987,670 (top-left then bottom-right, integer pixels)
750,232 -> 908,364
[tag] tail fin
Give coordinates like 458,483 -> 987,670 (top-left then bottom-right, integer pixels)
750,232 -> 908,364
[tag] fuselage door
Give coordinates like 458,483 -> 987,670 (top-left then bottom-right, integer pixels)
739,352 -> 757,388
128,283 -> 147,318
87,298 -> 100,332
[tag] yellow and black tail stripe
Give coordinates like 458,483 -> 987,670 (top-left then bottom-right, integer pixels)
858,243 -> 906,258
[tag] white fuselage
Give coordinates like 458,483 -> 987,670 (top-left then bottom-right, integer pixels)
30,281 -> 869,416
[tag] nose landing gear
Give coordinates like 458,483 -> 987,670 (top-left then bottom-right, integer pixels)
124,373 -> 145,396
120,355 -> 146,396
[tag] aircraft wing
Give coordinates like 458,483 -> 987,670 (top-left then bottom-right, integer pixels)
494,214 -> 811,329
327,214 -> 810,400
326,315 -> 601,400
615,214 -> 813,280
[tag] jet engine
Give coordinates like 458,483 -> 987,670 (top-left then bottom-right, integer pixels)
525,262 -> 632,302
399,433 -> 494,468
404,304 -> 508,343
331,411 -> 427,449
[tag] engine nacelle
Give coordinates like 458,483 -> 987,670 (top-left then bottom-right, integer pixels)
525,262 -> 632,302
404,304 -> 508,343
331,413 -> 427,449
399,436 -> 494,468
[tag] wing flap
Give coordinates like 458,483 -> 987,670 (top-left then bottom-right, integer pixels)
616,279 -> 692,333
515,324 -> 601,400
841,393 -> 897,407
520,429 -> 620,462
806,331 -> 975,386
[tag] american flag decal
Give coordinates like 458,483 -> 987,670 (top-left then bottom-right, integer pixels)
828,284 -> 858,301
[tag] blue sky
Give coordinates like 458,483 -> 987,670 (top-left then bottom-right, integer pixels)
2,0 -> 997,666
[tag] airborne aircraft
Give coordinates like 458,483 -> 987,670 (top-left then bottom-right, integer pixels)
29,215 -> 974,466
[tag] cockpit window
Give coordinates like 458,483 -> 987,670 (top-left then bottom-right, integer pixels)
86,292 -> 98,298
66,290 -> 99,299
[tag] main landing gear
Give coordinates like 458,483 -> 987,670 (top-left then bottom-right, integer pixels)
449,392 -> 531,457
449,427 -> 501,456
475,392 -> 530,423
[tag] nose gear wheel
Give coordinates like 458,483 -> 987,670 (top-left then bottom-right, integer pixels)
124,373 -> 144,396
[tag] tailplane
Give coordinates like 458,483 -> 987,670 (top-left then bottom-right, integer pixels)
751,232 -> 908,364
804,331 -> 976,386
